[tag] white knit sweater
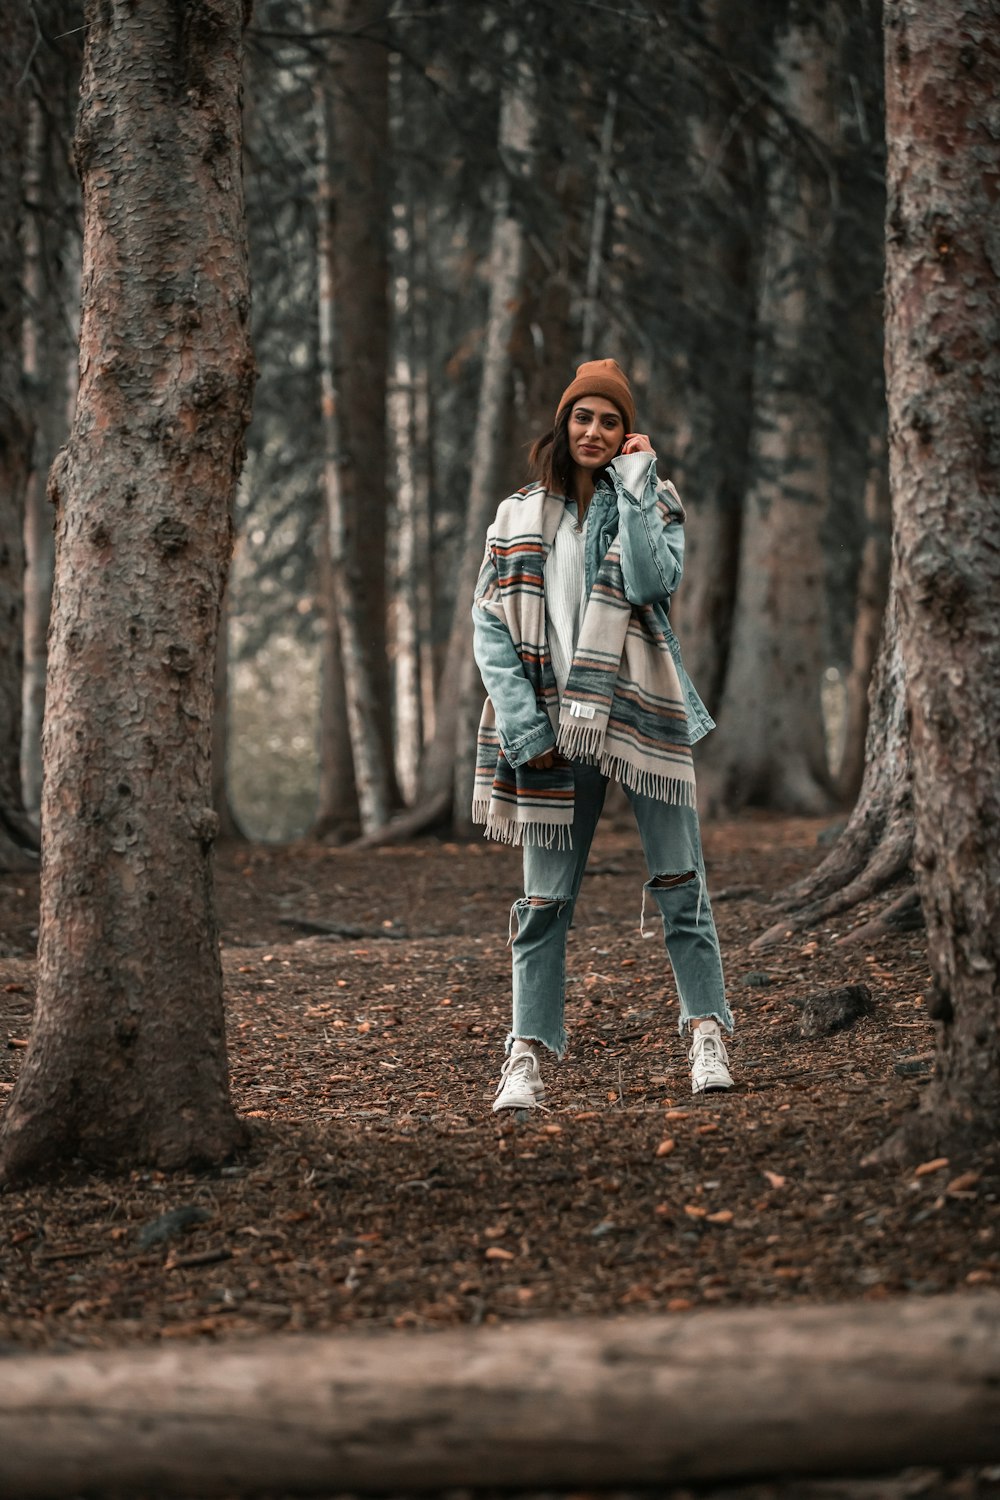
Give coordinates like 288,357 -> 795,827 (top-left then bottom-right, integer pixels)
544,452 -> 654,701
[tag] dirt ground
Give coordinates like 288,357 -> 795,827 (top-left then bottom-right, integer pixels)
1,811 -> 998,1497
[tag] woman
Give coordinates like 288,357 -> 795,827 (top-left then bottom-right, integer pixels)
472,358 -> 734,1112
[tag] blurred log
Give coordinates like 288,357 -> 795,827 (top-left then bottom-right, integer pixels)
0,1296 -> 998,1496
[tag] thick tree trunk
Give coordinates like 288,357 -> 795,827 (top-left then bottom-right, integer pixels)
398,49 -> 537,839
0,0 -> 253,1182
700,8 -> 839,815
1,1297 -> 999,1497
0,8 -> 38,872
881,0 -> 1000,1156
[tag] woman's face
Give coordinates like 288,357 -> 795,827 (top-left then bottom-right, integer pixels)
567,397 -> 625,472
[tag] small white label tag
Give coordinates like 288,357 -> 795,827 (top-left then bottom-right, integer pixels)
569,701 -> 596,720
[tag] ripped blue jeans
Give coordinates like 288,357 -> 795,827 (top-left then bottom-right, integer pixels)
508,764 -> 733,1058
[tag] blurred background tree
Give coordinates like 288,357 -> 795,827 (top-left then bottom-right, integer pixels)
9,0 -> 888,848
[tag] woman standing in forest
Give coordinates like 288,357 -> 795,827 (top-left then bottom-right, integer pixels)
472,359 -> 734,1111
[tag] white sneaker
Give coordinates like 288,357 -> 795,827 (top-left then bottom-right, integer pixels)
689,1020 -> 734,1095
492,1048 -> 545,1113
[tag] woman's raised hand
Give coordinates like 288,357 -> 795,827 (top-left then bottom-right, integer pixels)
621,432 -> 655,456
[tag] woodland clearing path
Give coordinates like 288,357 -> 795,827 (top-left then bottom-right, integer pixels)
1,813 -> 997,1354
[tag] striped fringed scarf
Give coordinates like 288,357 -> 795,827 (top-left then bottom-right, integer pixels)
472,485 -> 696,849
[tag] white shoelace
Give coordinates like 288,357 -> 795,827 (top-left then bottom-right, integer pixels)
690,1030 -> 729,1068
497,1053 -> 537,1092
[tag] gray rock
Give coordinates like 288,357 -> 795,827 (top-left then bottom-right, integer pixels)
136,1204 -> 212,1250
799,983 -> 875,1039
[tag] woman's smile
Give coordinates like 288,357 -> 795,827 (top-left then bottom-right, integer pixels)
568,397 -> 625,471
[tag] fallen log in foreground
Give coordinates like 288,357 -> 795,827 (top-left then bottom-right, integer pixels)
1,1294 -> 998,1497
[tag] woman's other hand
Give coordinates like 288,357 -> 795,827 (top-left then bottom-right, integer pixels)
527,748 -> 558,770
621,432 -> 655,456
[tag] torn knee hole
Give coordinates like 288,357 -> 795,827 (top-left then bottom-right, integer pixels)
650,871 -> 696,889
525,896 -> 557,907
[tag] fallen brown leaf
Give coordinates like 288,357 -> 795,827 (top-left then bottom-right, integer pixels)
914,1157 -> 949,1178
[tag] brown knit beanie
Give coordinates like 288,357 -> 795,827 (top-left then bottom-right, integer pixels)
555,358 -> 635,432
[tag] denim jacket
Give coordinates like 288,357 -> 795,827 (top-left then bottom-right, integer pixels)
472,452 -> 715,769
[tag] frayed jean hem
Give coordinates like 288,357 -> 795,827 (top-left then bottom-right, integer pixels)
505,1028 -> 567,1061
677,1005 -> 735,1037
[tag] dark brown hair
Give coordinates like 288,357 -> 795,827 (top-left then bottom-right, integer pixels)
528,400 -> 626,497
528,406 -> 573,496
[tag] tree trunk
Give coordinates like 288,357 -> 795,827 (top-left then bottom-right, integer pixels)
667,0 -> 757,715
0,0 -> 253,1183
22,62 -> 82,819
381,46 -> 536,843
753,574 -> 913,949
881,0 -> 1000,1156
409,196 -> 437,748
836,430 -> 891,801
1,1296 -> 999,1497
20,10 -> 83,819
579,88 -> 617,358
312,19 -> 393,837
0,8 -> 38,872
312,526 -> 358,837
699,7 -> 839,815
387,59 -> 427,805
212,586 -> 243,841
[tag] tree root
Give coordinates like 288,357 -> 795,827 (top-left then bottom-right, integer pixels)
0,809 -> 40,873
752,821 -> 913,949
835,886 -> 923,947
345,789 -> 452,850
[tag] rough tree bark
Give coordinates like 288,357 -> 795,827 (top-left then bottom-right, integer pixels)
311,0 -> 399,836
880,0 -> 1000,1155
359,44 -> 537,844
699,5 -> 839,815
0,7 -> 38,872
1,1297 -> 999,1497
0,0 -> 254,1182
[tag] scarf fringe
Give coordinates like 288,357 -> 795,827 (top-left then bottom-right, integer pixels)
556,720 -> 605,763
474,800 -> 574,850
599,754 -> 697,807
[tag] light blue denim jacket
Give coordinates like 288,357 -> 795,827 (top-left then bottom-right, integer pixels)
472,452 -> 715,769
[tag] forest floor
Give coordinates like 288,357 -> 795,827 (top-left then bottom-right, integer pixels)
1,811 -> 999,1498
